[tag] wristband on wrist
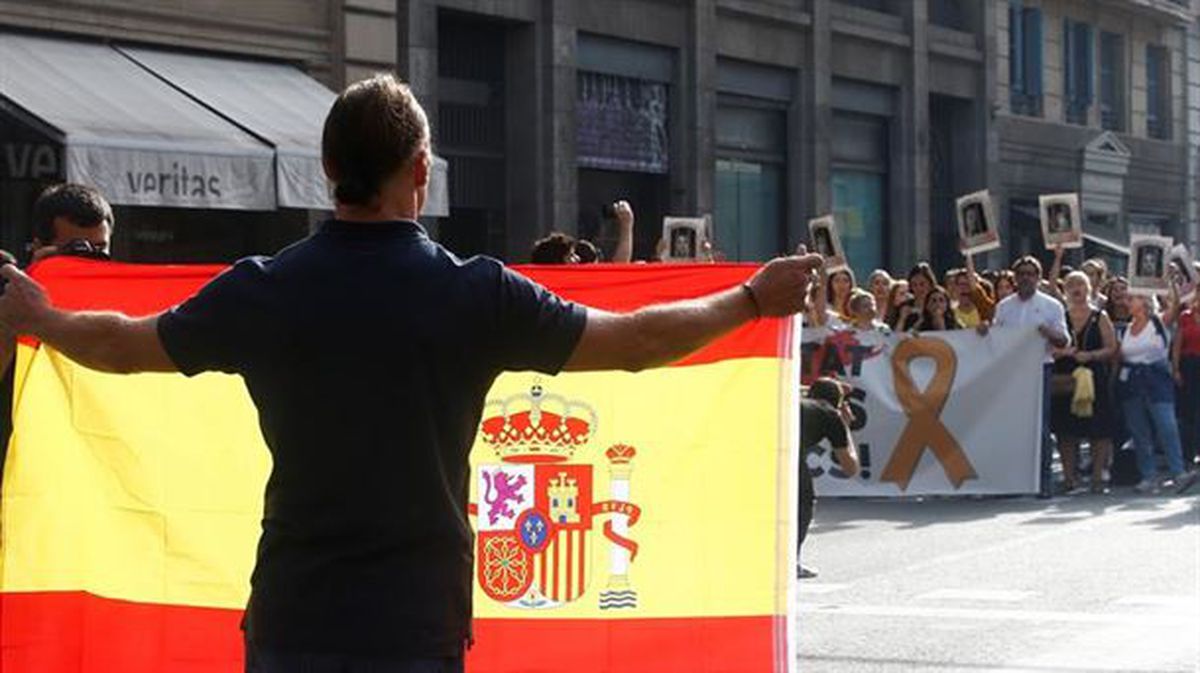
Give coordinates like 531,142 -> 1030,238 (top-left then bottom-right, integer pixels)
741,282 -> 762,319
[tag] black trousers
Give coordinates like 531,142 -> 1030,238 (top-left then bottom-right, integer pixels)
1179,356 -> 1200,469
245,641 -> 464,673
798,464 -> 815,552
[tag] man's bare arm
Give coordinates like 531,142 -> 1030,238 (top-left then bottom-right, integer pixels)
612,200 -> 634,264
0,265 -> 176,374
564,255 -> 822,372
833,441 -> 860,477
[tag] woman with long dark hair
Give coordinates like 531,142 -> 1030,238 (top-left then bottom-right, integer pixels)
914,285 -> 962,332
826,268 -> 857,321
894,262 -> 938,331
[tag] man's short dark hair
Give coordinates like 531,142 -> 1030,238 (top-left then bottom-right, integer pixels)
32,183 -> 113,243
575,239 -> 600,264
1011,255 -> 1043,277
322,74 -> 430,206
807,377 -> 845,408
530,232 -> 575,264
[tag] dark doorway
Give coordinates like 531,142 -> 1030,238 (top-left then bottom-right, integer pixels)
577,169 -> 669,261
437,12 -> 508,259
929,94 -> 979,272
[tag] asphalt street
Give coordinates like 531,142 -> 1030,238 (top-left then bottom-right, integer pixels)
797,489 -> 1200,672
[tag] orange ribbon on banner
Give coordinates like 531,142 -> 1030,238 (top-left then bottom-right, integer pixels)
881,337 -> 977,490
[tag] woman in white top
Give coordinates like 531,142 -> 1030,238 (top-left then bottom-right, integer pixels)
1118,295 -> 1189,492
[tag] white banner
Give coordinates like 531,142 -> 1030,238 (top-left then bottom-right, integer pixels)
802,326 -> 1043,496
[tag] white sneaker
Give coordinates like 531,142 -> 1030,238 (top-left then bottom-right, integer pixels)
1134,479 -> 1155,494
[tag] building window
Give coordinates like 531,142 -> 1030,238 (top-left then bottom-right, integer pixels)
831,113 -> 888,278
1146,45 -> 1171,140
1063,19 -> 1093,125
1009,2 -> 1043,117
1099,32 -> 1125,132
714,104 -> 787,262
930,0 -> 967,30
576,72 -> 669,174
839,0 -> 895,14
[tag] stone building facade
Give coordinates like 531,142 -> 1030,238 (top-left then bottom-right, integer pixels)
1,0 -> 1197,273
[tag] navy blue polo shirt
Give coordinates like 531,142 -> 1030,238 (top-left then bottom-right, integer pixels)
156,219 -> 587,657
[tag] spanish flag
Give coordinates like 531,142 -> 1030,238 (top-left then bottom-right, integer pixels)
1,256 -> 798,672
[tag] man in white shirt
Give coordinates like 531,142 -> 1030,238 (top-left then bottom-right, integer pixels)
983,256 -> 1069,498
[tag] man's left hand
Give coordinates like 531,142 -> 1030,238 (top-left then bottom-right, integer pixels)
0,265 -> 52,336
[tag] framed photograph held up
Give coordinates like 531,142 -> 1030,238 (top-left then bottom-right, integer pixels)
662,216 -> 707,262
1038,193 -> 1083,249
1127,235 -> 1173,296
1167,244 -> 1198,304
955,190 -> 1001,255
807,215 -> 848,272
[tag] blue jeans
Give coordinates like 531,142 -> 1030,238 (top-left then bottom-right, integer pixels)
1040,364 -> 1054,494
1121,363 -> 1186,480
245,643 -> 464,673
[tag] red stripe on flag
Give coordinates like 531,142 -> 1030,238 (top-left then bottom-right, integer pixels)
538,546 -> 547,597
565,530 -> 574,602
469,615 -> 781,673
0,591 -> 242,673
0,592 -> 781,672
26,259 -> 789,366
577,531 -> 585,599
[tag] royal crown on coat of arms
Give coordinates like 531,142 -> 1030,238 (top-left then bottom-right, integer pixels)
473,382 -> 642,611
479,384 -> 598,463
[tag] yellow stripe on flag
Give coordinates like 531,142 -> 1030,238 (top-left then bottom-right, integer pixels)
2,344 -> 269,609
3,344 -> 793,619
470,362 -> 790,619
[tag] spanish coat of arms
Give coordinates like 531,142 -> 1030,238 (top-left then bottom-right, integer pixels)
472,384 -> 641,610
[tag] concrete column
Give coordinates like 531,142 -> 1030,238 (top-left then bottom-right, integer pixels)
543,0 -> 578,237
805,0 -> 833,220
506,23 -> 544,258
395,0 -> 438,235
684,0 -> 717,217
901,0 -> 932,266
981,0 -> 1003,266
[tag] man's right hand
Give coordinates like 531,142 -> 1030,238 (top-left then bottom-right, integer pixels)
745,254 -> 825,317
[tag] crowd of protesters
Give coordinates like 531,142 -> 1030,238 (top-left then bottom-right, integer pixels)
803,242 -> 1199,497
531,199 -> 1197,497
